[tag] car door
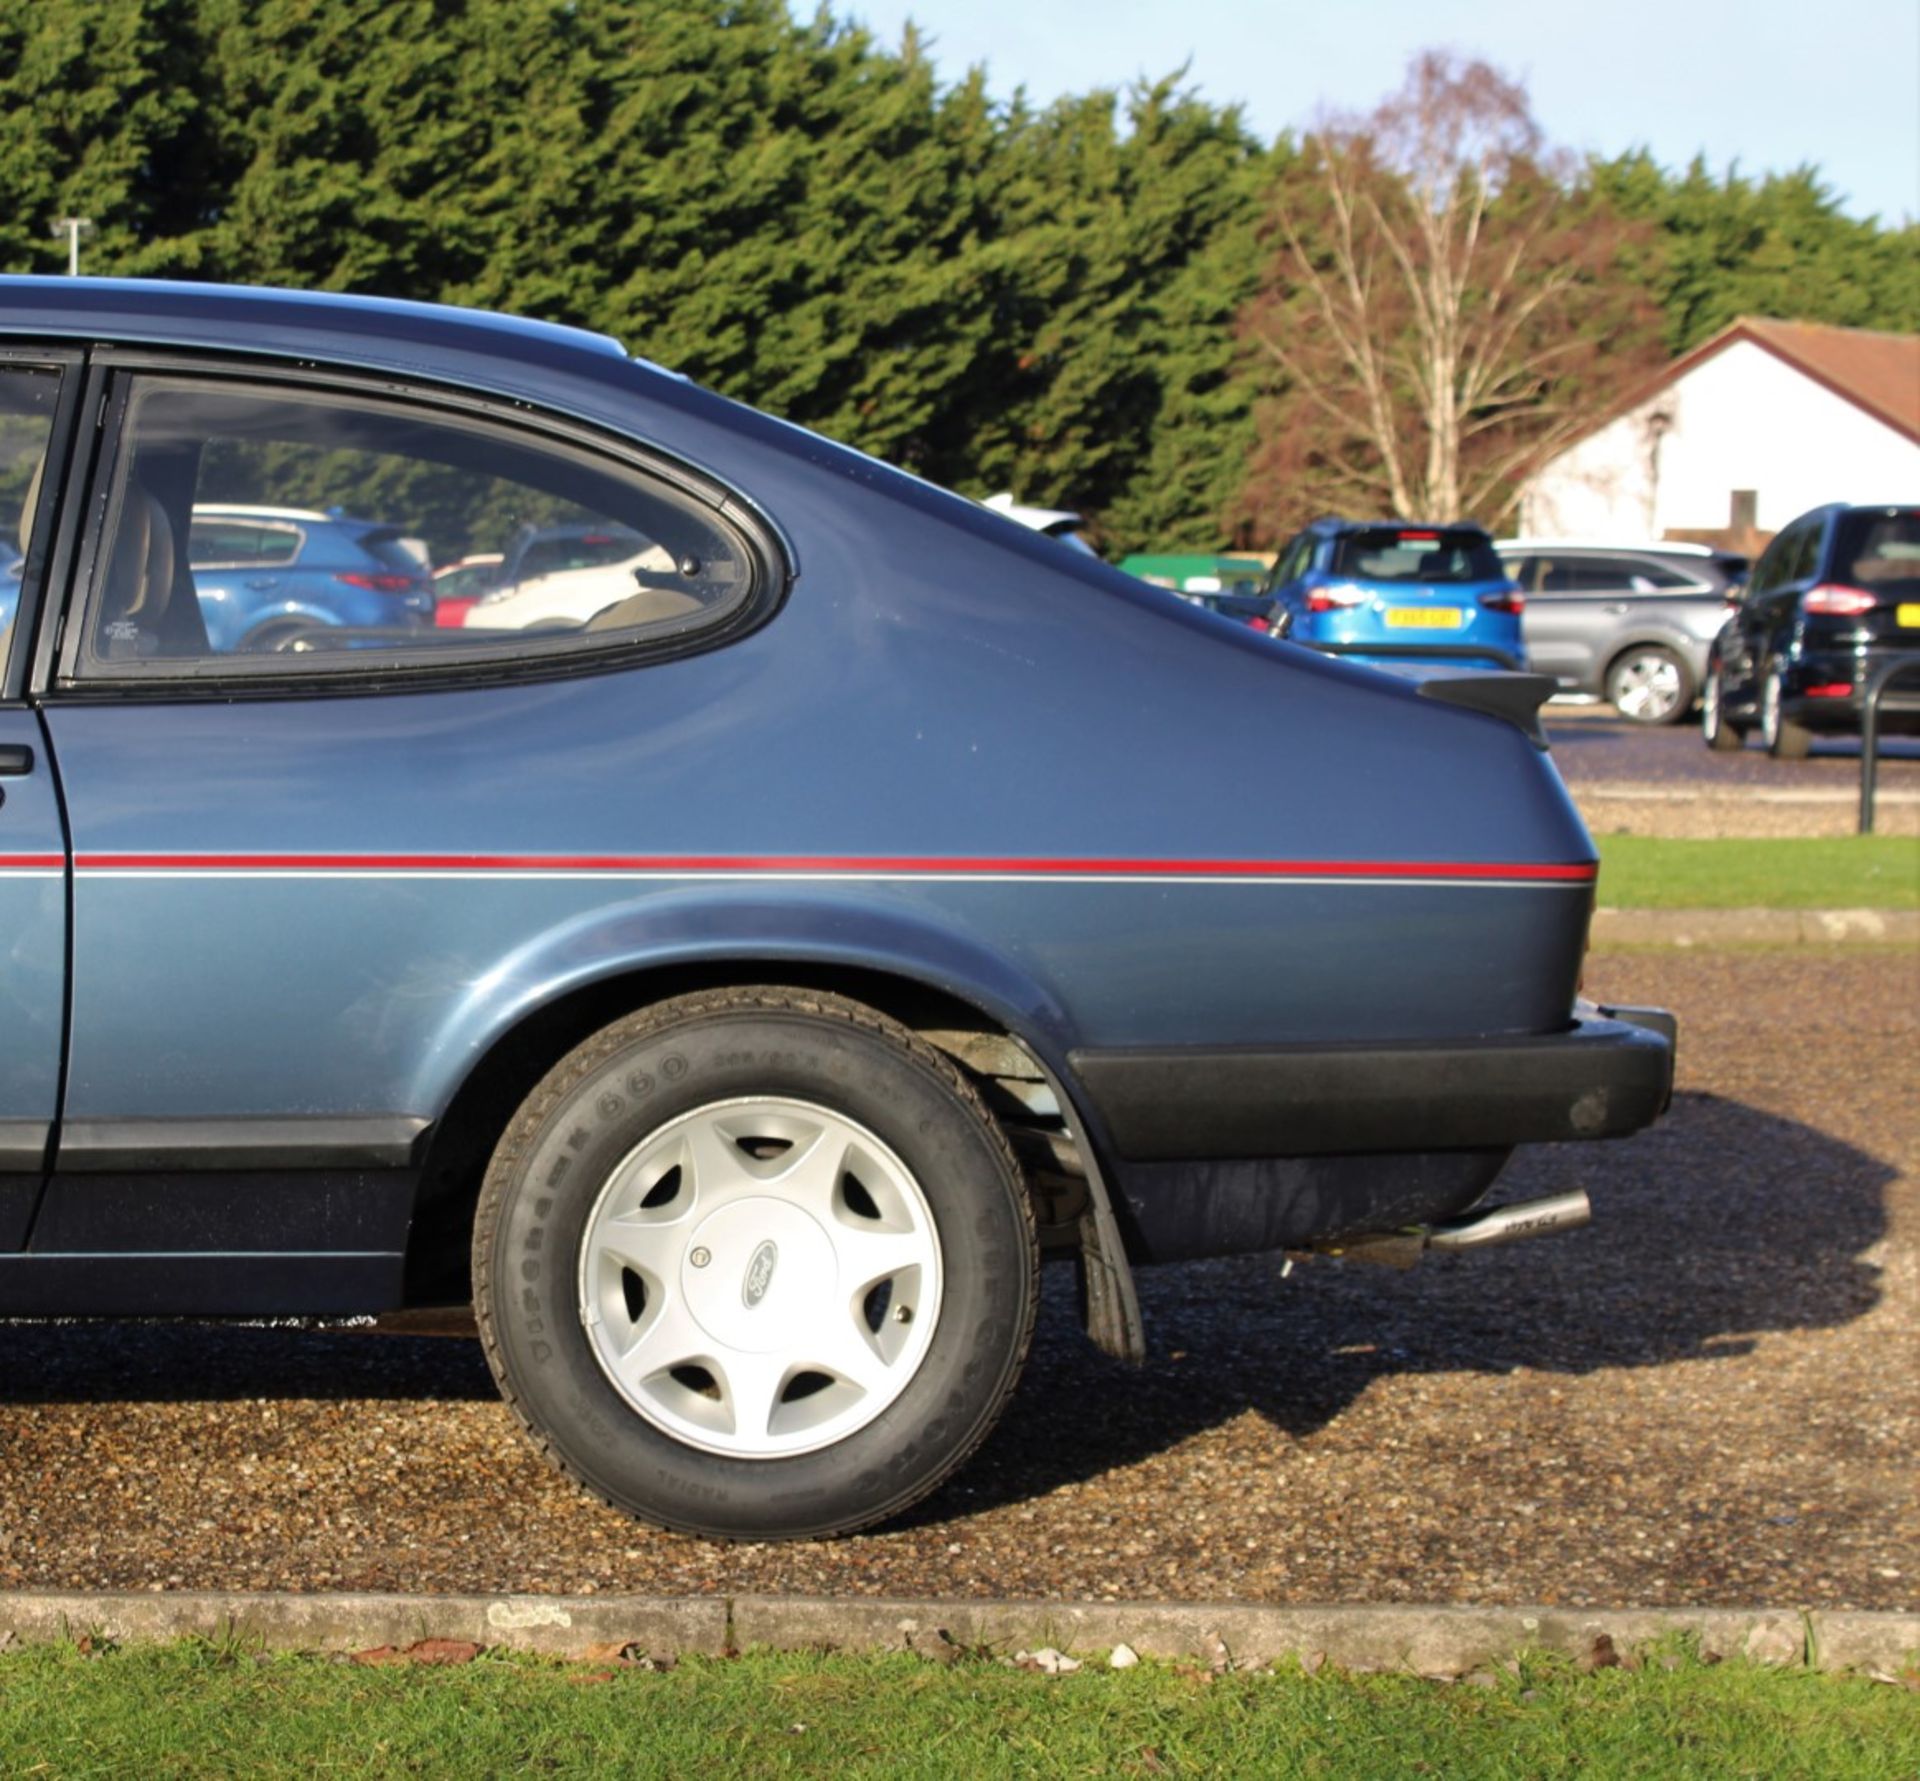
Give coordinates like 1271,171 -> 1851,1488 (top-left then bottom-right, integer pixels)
1722,528 -> 1796,709
1511,555 -> 1614,689
25,355 -> 764,1314
1761,517 -> 1826,668
1267,531 -> 1315,633
0,355 -> 78,1251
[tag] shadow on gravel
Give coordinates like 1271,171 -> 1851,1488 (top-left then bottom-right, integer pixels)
0,1091 -> 1896,1525
917,1089 -> 1898,1523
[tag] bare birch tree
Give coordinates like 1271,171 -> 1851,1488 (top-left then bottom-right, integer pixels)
1236,52 -> 1661,529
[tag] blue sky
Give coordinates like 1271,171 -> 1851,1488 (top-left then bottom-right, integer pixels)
840,0 -> 1920,224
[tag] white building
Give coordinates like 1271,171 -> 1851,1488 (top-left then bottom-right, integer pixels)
1520,318 -> 1919,540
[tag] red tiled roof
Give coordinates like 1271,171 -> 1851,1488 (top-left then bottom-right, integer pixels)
1735,318 -> 1920,443
1553,318 -> 1920,458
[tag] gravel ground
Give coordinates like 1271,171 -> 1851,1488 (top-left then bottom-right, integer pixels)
1,948 -> 1913,1609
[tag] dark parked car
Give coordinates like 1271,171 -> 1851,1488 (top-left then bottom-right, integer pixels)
1497,541 -> 1748,725
1268,519 -> 1527,672
1704,503 -> 1920,756
0,279 -> 1674,1540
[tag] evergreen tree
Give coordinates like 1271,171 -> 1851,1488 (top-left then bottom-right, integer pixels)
0,4 -> 1910,556
0,0 -> 215,276
1589,152 -> 1920,350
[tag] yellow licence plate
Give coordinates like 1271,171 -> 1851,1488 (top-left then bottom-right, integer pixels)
1898,603 -> 1920,628
1385,606 -> 1465,629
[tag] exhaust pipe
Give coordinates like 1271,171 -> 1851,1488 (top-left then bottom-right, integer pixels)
1425,1189 -> 1591,1253
1327,1189 -> 1591,1268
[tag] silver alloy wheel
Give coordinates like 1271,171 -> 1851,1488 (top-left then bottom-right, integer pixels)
577,1096 -> 943,1460
1702,669 -> 1721,734
1609,649 -> 1685,723
1761,669 -> 1781,749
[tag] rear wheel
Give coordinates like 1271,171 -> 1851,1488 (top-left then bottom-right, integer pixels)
1606,645 -> 1693,725
1701,666 -> 1745,751
1761,667 -> 1813,760
238,618 -> 323,653
472,987 -> 1038,1540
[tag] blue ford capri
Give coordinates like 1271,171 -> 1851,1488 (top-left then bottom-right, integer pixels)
0,280 -> 1672,1539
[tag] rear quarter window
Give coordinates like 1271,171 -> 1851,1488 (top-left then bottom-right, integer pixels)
1833,510 -> 1920,588
71,375 -> 766,682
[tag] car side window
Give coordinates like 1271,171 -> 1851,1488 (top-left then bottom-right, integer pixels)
1537,557 -> 1613,593
1747,531 -> 1792,598
0,367 -> 60,677
75,377 -> 756,678
187,516 -> 305,568
1787,522 -> 1824,585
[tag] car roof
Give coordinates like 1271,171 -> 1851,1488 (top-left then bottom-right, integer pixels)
0,276 -> 696,397
191,504 -> 334,523
1305,516 -> 1494,539
1495,538 -> 1722,556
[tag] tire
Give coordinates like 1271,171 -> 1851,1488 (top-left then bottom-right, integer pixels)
1701,667 -> 1745,752
1760,666 -> 1813,760
1605,644 -> 1694,726
238,619 -> 323,653
472,987 -> 1039,1540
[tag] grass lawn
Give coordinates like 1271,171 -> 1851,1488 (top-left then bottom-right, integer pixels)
1593,835 -> 1920,909
1,1642 -> 1914,1779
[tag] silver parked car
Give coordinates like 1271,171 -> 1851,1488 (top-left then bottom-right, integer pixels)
1497,541 -> 1748,725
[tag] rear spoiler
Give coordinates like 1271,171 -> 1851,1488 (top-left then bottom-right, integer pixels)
1417,672 -> 1559,748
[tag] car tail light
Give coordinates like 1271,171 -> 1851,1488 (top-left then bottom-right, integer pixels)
336,571 -> 422,594
1249,616 -> 1271,633
1803,682 -> 1855,698
1479,588 -> 1525,614
1304,582 -> 1370,613
1803,584 -> 1877,616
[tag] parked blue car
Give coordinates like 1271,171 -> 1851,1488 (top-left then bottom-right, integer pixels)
185,505 -> 435,651
3,507 -> 433,652
0,279 -> 1671,1540
1269,518 -> 1528,672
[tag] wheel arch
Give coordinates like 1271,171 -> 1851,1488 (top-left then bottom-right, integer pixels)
1602,631 -> 1701,720
399,912 -> 1088,1306
1602,629 -> 1697,680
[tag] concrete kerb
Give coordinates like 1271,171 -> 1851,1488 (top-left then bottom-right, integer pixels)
0,1591 -> 729,1660
1,1591 -> 1914,1677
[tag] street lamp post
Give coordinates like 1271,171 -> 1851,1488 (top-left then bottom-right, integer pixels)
48,217 -> 96,276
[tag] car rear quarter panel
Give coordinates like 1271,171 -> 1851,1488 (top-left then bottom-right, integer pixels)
39,337 -> 1597,1136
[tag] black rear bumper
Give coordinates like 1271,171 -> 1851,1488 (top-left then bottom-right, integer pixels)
1071,1002 -> 1675,1162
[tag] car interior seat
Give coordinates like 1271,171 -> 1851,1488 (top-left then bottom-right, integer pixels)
95,480 -> 191,659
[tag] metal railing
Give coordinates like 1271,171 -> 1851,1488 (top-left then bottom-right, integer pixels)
1857,655 -> 1920,835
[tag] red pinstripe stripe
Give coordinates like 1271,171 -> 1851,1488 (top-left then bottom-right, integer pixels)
0,854 -> 65,869
63,852 -> 1598,881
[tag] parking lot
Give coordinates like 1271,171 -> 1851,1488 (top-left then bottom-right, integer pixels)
3,939 -> 1911,1611
1547,705 -> 1920,788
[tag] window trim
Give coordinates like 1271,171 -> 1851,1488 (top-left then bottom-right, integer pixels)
47,349 -> 789,701
0,346 -> 86,705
